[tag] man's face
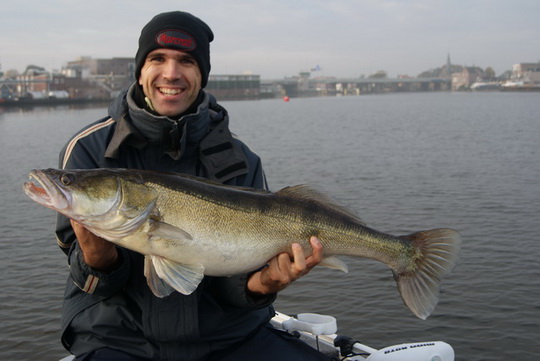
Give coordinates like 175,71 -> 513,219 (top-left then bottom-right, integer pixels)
138,48 -> 202,117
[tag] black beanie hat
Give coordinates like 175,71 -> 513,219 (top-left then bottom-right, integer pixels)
135,11 -> 214,88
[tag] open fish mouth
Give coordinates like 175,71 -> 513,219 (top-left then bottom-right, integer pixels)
23,170 -> 69,211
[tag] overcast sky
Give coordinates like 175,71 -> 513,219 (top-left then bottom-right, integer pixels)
2,0 -> 539,79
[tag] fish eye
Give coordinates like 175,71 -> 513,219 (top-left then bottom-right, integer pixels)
60,173 -> 74,186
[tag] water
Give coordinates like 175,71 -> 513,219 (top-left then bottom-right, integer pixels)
1,93 -> 539,360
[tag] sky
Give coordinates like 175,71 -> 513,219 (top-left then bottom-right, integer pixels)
1,0 -> 539,79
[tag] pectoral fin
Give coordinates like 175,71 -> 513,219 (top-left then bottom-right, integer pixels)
146,255 -> 205,296
320,256 -> 349,273
148,219 -> 193,242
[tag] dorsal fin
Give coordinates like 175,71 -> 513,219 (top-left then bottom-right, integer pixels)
276,185 -> 363,223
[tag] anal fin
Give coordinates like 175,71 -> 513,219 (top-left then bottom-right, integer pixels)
320,256 -> 349,273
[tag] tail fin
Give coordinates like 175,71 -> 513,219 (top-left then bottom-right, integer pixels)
394,228 -> 461,319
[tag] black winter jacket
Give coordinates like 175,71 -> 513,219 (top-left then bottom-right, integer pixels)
55,85 -> 276,360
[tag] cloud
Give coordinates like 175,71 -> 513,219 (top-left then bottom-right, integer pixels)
1,0 -> 539,77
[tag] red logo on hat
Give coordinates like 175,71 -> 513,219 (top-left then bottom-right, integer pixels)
156,30 -> 196,50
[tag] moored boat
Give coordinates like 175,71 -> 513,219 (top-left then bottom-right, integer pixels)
500,81 -> 540,91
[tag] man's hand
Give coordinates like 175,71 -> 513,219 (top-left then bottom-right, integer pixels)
247,236 -> 323,295
70,220 -> 119,272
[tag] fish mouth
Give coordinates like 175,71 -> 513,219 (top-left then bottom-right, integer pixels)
23,170 -> 69,211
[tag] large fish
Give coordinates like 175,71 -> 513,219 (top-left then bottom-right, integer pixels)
24,168 -> 460,319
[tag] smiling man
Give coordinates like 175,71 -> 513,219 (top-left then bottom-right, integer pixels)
55,11 -> 330,361
138,48 -> 202,116
134,15 -> 210,118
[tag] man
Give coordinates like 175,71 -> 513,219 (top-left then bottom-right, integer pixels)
55,11 -> 330,361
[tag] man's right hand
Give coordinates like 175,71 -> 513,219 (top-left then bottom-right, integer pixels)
70,219 -> 119,272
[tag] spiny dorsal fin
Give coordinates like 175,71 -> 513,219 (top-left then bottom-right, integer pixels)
276,185 -> 363,223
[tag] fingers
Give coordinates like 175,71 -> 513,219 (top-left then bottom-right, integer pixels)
269,252 -> 296,285
70,220 -> 119,271
70,219 -> 84,235
70,219 -> 103,245
246,237 -> 325,295
290,242 -> 307,275
281,237 -> 324,279
306,236 -> 323,269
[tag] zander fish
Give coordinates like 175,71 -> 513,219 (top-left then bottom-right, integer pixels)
24,168 -> 460,319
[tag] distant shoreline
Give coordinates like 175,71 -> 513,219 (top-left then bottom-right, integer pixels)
0,98 -> 110,108
1,86 -> 538,110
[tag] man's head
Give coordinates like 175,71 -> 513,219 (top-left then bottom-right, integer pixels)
135,11 -> 213,87
135,11 -> 213,117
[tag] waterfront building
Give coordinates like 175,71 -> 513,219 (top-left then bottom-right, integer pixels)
206,74 -> 260,100
511,62 -> 540,83
451,67 -> 484,90
62,57 -> 135,99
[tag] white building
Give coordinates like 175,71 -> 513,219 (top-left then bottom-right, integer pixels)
511,62 -> 540,84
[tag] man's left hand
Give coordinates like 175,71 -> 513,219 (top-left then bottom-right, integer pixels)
247,236 -> 323,295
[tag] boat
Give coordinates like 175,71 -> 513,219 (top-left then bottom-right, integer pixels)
59,311 -> 455,361
500,81 -> 540,92
271,312 -> 455,360
470,81 -> 501,91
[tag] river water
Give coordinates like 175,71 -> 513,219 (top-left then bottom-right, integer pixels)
1,92 -> 539,360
